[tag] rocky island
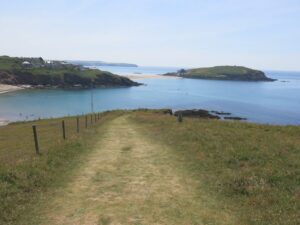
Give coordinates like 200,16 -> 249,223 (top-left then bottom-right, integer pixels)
165,66 -> 275,81
0,56 -> 141,89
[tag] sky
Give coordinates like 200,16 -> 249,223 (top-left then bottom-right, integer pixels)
0,0 -> 300,70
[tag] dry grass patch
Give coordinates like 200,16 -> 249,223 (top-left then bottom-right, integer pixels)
39,115 -> 237,225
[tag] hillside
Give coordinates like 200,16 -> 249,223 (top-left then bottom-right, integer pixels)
0,110 -> 299,224
0,56 -> 140,88
165,66 -> 275,81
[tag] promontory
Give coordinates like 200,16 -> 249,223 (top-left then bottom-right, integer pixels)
165,66 -> 275,81
0,56 -> 141,88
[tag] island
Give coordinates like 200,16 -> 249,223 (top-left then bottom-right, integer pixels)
164,66 -> 275,81
0,56 -> 141,88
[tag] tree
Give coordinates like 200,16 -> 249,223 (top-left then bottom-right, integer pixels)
177,69 -> 186,76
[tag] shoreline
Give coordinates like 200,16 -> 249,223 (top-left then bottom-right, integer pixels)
0,82 -> 141,94
1,108 -> 300,126
0,119 -> 10,126
122,73 -> 181,80
0,84 -> 25,95
0,74 -> 174,95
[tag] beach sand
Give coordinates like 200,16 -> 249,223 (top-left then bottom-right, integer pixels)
0,84 -> 23,94
0,119 -> 9,126
123,74 -> 181,80
0,85 -> 23,126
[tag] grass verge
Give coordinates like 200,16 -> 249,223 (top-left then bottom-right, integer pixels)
0,111 -> 124,225
130,111 -> 300,225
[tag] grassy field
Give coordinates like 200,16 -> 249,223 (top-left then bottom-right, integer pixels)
130,111 -> 300,225
0,111 -> 125,224
0,110 -> 299,224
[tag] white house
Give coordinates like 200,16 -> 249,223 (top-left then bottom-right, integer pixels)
22,61 -> 31,68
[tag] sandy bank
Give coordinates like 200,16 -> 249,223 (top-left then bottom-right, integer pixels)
123,74 -> 181,80
0,84 -> 24,94
0,119 -> 9,126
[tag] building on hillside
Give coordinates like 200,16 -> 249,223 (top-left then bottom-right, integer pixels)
22,61 -> 31,68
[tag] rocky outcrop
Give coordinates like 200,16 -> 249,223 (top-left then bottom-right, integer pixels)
174,109 -> 220,119
224,116 -> 247,121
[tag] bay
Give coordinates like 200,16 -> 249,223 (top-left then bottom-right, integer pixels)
0,66 -> 299,125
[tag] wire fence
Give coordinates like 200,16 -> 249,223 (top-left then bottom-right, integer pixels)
0,113 -> 102,167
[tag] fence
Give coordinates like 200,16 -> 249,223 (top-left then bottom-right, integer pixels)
33,113 -> 103,154
0,112 -> 102,167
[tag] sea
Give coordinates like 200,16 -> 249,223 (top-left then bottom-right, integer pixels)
0,65 -> 300,125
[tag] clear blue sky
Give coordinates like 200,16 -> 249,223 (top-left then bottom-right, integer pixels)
0,0 -> 299,70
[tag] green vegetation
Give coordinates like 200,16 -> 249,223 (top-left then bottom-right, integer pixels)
0,111 -> 125,224
131,111 -> 299,224
0,110 -> 299,224
165,66 -> 275,81
0,56 -> 140,87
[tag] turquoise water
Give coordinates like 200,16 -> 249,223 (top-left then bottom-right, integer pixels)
95,65 -> 180,75
0,66 -> 300,125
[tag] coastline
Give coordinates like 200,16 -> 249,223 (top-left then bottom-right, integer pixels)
123,74 -> 181,80
0,82 -> 141,93
0,119 -> 9,126
0,84 -> 24,95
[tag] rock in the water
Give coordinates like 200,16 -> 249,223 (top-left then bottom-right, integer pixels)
224,116 -> 247,121
174,109 -> 220,119
211,111 -> 232,115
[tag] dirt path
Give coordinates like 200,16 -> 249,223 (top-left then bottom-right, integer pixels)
39,115 -> 236,225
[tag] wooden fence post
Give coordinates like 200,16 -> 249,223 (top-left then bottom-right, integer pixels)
62,120 -> 66,139
177,113 -> 183,123
94,114 -> 97,123
77,117 -> 80,133
90,114 -> 93,125
85,115 -> 88,128
32,125 -> 40,155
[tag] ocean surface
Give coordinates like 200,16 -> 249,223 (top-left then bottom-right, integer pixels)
0,66 -> 300,125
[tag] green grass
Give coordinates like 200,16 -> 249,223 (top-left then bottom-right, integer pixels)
0,111 -> 125,224
130,111 -> 300,225
0,55 -> 118,80
0,56 -> 138,87
187,66 -> 257,75
0,56 -> 23,71
0,110 -> 299,224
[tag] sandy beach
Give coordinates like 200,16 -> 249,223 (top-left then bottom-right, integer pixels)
0,119 -> 9,126
0,84 -> 23,94
123,74 -> 181,80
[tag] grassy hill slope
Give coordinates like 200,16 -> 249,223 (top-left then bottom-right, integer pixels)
0,56 -> 140,88
0,110 -> 299,224
166,66 -> 275,81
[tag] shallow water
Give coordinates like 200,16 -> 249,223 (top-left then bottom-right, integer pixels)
0,66 -> 299,125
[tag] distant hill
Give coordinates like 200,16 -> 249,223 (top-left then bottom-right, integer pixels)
0,56 -> 141,88
68,60 -> 138,68
165,66 -> 275,81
